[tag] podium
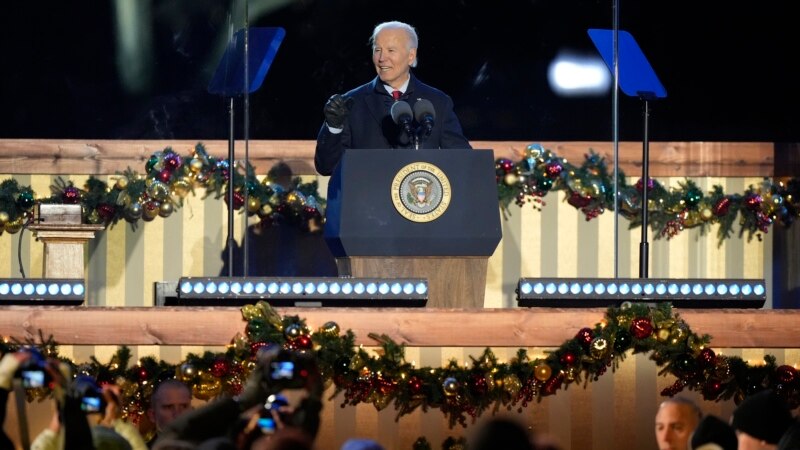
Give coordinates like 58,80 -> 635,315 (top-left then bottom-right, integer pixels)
324,149 -> 502,308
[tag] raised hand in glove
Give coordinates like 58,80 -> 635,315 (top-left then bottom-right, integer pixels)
323,94 -> 354,129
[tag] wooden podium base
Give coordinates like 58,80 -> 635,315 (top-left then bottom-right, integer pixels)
336,256 -> 487,308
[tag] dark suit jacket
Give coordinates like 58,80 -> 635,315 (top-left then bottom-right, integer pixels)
314,73 -> 471,175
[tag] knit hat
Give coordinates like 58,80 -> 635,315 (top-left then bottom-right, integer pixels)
691,415 -> 737,450
731,389 -> 793,444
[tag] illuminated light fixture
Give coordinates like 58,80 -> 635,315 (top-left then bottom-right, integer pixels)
0,279 -> 86,305
547,50 -> 611,97
168,277 -> 428,307
516,278 -> 766,308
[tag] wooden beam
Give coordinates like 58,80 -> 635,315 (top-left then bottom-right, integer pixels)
0,307 -> 797,348
0,139 -> 774,177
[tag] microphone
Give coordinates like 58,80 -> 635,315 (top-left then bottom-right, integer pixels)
390,100 -> 414,137
413,98 -> 436,137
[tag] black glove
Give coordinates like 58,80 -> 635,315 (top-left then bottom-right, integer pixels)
323,94 -> 353,129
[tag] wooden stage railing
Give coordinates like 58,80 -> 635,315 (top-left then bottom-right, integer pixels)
0,306 -> 798,349
0,139 -> 775,177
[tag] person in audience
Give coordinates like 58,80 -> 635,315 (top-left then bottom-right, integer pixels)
147,379 -> 194,448
469,416 -> 536,450
776,419 -> 800,450
654,397 -> 702,450
154,348 -> 322,449
730,389 -> 793,450
689,414 -> 737,450
0,348 -> 32,450
31,369 -> 148,450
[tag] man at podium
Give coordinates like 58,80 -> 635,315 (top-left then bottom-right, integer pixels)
314,20 -> 471,176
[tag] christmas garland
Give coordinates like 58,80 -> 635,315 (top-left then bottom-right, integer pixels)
0,143 -> 325,235
8,301 -> 799,430
1,143 -> 797,245
496,144 -> 799,245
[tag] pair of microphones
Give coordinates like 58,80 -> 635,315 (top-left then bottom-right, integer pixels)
390,98 -> 436,143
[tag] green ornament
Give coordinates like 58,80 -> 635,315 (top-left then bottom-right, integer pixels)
145,155 -> 160,173
684,187 -> 703,208
17,191 -> 35,210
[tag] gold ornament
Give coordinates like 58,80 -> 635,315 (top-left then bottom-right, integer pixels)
565,366 -> 579,382
590,337 -> 610,359
147,181 -> 170,201
0,211 -> 8,226
504,173 -> 519,185
285,191 -> 306,207
503,374 -> 522,397
115,176 -> 129,190
318,321 -> 340,337
232,333 -> 249,352
247,197 -> 262,214
241,305 -> 261,321
189,158 -> 204,173
533,363 -> 552,381
683,210 -> 702,227
259,204 -> 273,218
700,207 -> 713,221
4,217 -> 24,234
86,210 -> 102,224
193,373 -> 222,400
656,328 -> 671,342
142,202 -> 160,221
171,178 -> 192,198
671,324 -> 689,341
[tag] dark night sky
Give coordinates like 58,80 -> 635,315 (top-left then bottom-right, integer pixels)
1,1 -> 798,143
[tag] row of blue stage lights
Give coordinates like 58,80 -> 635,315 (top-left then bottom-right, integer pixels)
0,281 -> 85,297
179,280 -> 428,297
518,280 -> 765,298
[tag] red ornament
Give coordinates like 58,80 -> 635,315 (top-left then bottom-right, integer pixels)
249,341 -> 270,356
575,327 -> 594,348
210,358 -> 231,378
544,161 -> 563,178
295,335 -> 313,350
96,203 -> 116,222
469,373 -> 488,396
713,197 -> 731,216
702,379 -> 724,400
158,169 -> 173,183
776,365 -> 797,384
635,177 -> 655,193
135,366 -> 149,382
697,348 -> 716,367
407,376 -> 424,396
542,373 -> 564,396
62,186 -> 81,204
744,194 -> 763,211
559,351 -> 577,367
630,317 -> 654,339
567,191 -> 592,208
224,191 -> 245,210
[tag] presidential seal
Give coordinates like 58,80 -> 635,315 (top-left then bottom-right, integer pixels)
391,162 -> 451,222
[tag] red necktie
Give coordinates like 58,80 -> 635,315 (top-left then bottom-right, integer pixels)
392,90 -> 402,101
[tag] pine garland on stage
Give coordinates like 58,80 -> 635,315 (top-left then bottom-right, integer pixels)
0,143 -> 797,244
7,301 -> 800,429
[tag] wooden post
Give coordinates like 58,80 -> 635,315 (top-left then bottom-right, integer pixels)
28,205 -> 104,279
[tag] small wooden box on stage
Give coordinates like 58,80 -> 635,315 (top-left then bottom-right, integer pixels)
324,149 -> 502,308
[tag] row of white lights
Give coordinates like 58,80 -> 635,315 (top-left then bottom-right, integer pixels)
519,279 -> 765,298
178,279 -> 428,297
0,281 -> 85,297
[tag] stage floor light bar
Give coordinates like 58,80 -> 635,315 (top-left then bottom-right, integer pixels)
0,279 -> 86,305
517,277 -> 766,308
169,277 -> 428,307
